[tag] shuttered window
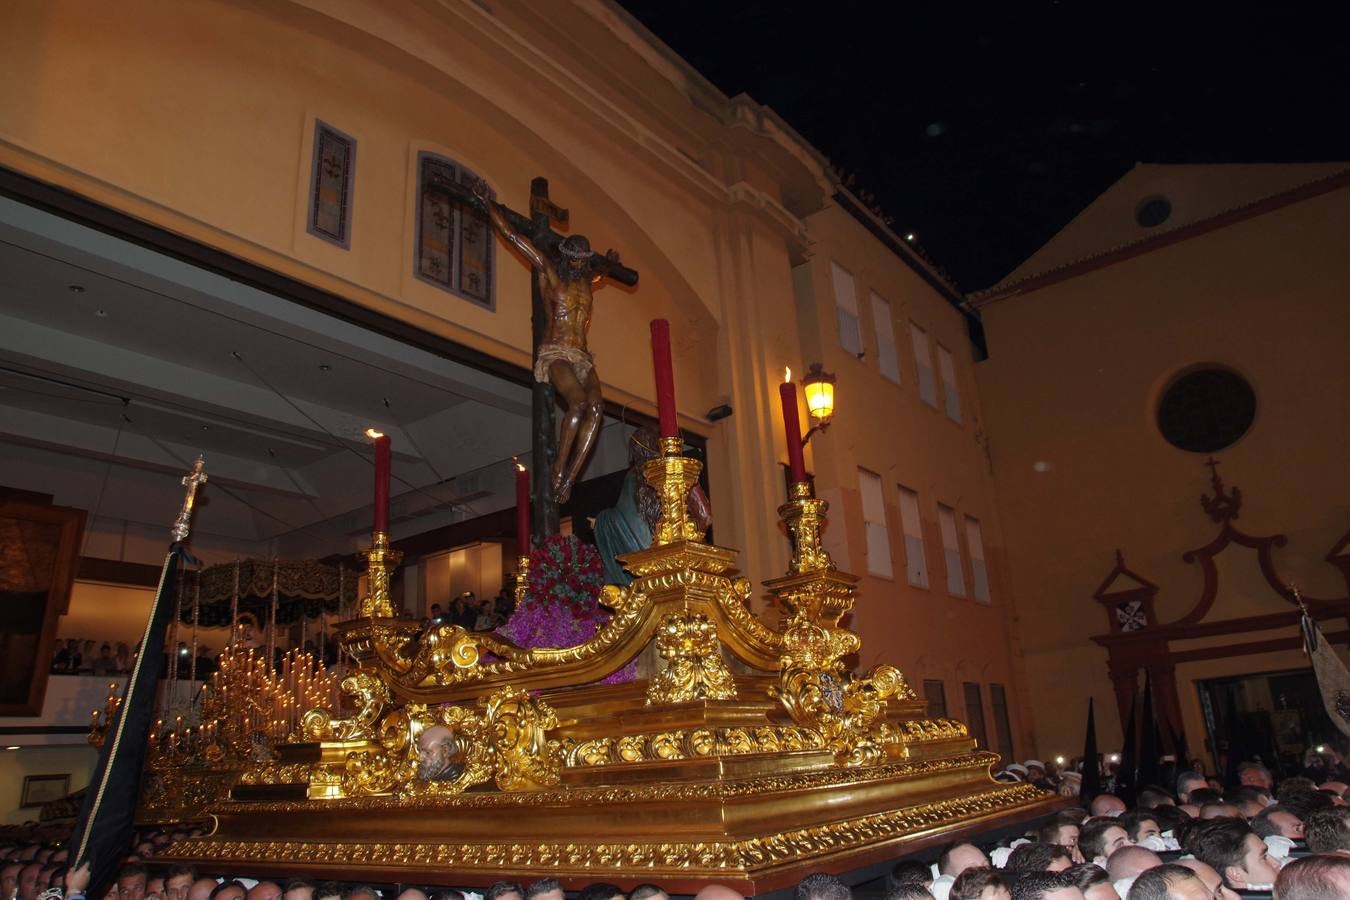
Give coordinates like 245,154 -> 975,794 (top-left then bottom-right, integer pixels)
858,468 -> 893,577
832,261 -> 862,357
938,504 -> 966,597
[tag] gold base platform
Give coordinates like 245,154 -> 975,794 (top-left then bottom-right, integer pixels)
164,680 -> 1060,894
156,461 -> 1061,894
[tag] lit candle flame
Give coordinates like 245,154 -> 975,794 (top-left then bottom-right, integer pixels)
784,366 -> 792,384
514,457 -> 526,472
364,427 -> 385,439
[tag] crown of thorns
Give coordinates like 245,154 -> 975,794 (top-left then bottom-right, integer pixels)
558,236 -> 592,260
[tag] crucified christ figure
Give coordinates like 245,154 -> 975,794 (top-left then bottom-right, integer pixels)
472,176 -> 615,504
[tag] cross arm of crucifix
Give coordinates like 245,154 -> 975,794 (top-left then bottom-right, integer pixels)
425,178 -> 638,287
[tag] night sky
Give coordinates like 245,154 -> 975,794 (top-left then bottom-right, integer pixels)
618,2 -> 1350,290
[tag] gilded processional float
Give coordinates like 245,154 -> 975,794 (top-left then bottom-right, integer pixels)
106,174 -> 1062,894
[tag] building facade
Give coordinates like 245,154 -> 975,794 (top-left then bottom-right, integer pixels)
974,163 -> 1350,763
0,0 -> 1035,820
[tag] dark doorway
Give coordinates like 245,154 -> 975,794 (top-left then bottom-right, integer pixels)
1196,667 -> 1339,779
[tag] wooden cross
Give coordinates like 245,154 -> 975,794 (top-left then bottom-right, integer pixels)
424,177 -> 638,543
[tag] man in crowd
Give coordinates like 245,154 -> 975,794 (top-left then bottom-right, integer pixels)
1089,795 -> 1126,818
1252,804 -> 1305,840
939,843 -> 991,880
1118,811 -> 1163,849
1039,814 -> 1084,863
1274,854 -> 1350,899
628,886 -> 667,900
1104,845 -> 1161,884
162,866 -> 195,900
1198,801 -> 1241,820
2,861 -> 23,900
1230,785 -> 1273,818
1193,819 -> 1281,892
795,874 -> 850,900
524,880 -> 563,900
1008,872 -> 1082,900
1079,819 -> 1130,865
1005,844 -> 1074,874
950,868 -> 1010,900
117,863 -> 148,900
1238,762 -> 1275,793
209,882 -> 247,900
1175,859 -> 1238,900
1062,865 -> 1115,900
1127,864 -> 1209,900
1176,771 -> 1208,806
247,883 -> 281,900
485,883 -> 524,900
17,862 -> 43,900
282,880 -> 316,900
1303,806 -> 1350,853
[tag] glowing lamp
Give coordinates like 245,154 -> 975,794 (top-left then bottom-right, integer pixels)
802,363 -> 836,424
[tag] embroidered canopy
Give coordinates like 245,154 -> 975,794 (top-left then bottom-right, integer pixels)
176,559 -> 358,627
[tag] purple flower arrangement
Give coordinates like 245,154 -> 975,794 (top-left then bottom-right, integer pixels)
497,534 -> 636,684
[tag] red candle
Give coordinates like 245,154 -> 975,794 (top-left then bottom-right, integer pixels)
779,376 -> 808,484
514,461 -> 530,552
650,319 -> 679,439
370,430 -> 391,533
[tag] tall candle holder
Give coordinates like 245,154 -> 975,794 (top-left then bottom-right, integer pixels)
642,435 -> 706,546
514,554 -> 530,608
359,531 -> 403,618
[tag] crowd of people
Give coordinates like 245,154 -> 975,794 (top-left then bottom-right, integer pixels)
49,639 -> 221,679
427,591 -> 515,633
4,756 -> 1350,900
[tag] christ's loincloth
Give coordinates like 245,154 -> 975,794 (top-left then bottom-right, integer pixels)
534,343 -> 594,383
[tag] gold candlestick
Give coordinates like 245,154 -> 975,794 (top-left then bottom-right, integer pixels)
642,435 -> 705,546
514,554 -> 530,607
359,530 -> 403,618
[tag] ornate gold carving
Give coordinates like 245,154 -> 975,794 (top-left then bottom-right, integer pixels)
162,782 -> 1043,872
359,531 -> 402,618
560,724 -> 823,767
340,685 -> 562,797
646,610 -> 737,705
481,685 -> 563,791
766,485 -> 921,765
644,436 -> 706,546
782,481 -> 832,575
514,553 -> 529,608
302,673 -> 390,742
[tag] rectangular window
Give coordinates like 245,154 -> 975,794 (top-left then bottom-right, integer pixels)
938,503 -> 966,597
964,682 -> 988,749
897,485 -> 929,588
870,292 -> 900,383
936,344 -> 962,423
923,679 -> 948,719
832,261 -> 862,357
911,323 -> 937,407
415,153 -> 495,309
965,516 -> 991,603
857,468 -> 892,578
308,120 -> 356,248
989,683 -> 1015,763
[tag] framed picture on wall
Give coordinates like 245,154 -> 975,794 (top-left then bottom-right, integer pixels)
20,774 -> 70,808
0,499 -> 87,716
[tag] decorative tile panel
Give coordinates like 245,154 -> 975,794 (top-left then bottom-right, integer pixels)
307,121 -> 356,248
415,152 -> 494,310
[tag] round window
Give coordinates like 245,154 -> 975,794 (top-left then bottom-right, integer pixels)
1156,368 -> 1256,453
1135,196 -> 1172,228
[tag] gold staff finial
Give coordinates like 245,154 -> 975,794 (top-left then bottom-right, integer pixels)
171,456 -> 208,542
